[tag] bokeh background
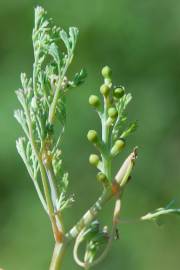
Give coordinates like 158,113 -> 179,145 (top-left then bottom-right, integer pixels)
0,0 -> 180,269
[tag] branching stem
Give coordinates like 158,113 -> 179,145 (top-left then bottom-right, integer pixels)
15,7 -> 139,270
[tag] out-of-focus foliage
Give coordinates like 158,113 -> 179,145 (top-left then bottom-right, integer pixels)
0,0 -> 180,270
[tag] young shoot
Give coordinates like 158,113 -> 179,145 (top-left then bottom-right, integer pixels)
15,6 -> 179,270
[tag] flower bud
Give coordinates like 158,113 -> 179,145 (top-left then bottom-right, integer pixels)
111,139 -> 125,157
108,107 -> 118,119
87,130 -> 98,143
89,95 -> 100,107
89,154 -> 100,166
101,66 -> 112,79
113,87 -> 125,99
106,117 -> 115,127
100,84 -> 110,96
96,172 -> 107,182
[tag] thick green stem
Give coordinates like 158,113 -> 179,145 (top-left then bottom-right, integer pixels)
49,242 -> 66,270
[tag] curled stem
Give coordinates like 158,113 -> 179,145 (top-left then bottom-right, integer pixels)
73,198 -> 122,269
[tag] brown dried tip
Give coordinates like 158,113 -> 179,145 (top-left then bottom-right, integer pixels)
133,146 -> 138,160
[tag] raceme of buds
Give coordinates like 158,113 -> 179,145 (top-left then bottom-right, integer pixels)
89,95 -> 100,108
89,154 -> 100,166
111,139 -> 125,157
87,130 -> 98,143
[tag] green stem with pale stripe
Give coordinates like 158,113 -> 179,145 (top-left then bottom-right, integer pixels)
23,101 -> 62,242
66,150 -> 136,241
49,242 -> 66,270
48,150 -> 136,269
101,95 -> 111,181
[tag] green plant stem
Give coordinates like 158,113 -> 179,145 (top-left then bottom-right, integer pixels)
33,178 -> 48,213
48,82 -> 62,124
49,242 -> 66,270
45,164 -> 59,208
101,96 -> 111,180
71,151 -> 136,269
66,150 -> 136,242
37,136 -> 135,270
24,104 -> 53,214
48,58 -> 72,125
32,50 -> 40,97
141,208 -> 180,221
87,199 -> 121,269
23,157 -> 48,213
45,165 -> 65,233
23,102 -> 61,240
66,189 -> 112,241
73,198 -> 121,269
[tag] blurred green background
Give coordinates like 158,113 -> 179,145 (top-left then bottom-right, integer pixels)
0,0 -> 180,269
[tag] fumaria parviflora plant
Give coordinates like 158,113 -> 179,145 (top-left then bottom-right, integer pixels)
14,6 -> 180,270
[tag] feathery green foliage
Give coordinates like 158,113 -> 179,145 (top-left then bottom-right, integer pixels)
15,6 -> 85,218
14,6 -> 179,270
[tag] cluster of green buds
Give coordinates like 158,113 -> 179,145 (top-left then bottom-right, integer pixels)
87,65 -> 137,185
73,66 -> 138,267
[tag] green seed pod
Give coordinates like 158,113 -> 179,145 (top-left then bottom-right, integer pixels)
101,66 -> 112,79
89,95 -> 100,107
100,84 -> 110,96
89,154 -> 100,166
113,87 -> 125,99
87,130 -> 98,143
108,107 -> 118,119
111,139 -> 125,157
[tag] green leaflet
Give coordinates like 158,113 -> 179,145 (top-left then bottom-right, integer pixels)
141,200 -> 180,224
112,93 -> 134,141
60,27 -> 79,56
48,42 -> 60,65
73,69 -> 87,86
